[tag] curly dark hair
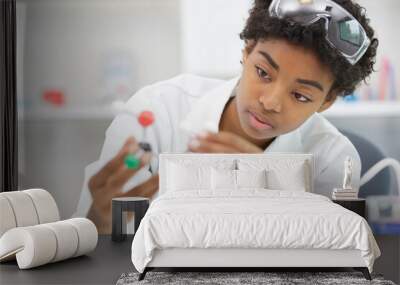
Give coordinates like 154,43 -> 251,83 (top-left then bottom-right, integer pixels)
240,0 -> 379,100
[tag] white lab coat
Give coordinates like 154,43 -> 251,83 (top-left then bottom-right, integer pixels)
73,73 -> 361,218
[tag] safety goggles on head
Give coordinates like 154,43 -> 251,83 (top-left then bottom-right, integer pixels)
268,0 -> 371,65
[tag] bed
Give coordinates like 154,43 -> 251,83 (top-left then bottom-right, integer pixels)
131,153 -> 381,281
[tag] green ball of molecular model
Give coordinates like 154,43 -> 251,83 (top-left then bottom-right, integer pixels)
124,154 -> 140,169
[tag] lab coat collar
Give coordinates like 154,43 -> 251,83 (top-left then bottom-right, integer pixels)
179,75 -> 304,153
264,127 -> 303,153
180,76 -> 240,136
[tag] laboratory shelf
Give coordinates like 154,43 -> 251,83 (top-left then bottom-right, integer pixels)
18,101 -> 400,121
322,101 -> 400,117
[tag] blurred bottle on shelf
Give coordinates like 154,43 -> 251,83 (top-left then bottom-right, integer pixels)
42,89 -> 66,107
342,56 -> 398,104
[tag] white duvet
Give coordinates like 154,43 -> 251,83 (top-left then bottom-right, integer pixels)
131,190 -> 380,273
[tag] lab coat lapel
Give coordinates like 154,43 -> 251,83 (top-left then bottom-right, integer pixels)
180,76 -> 240,136
264,128 -> 304,153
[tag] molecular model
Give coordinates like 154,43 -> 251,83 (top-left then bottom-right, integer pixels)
111,101 -> 155,170
124,110 -> 155,169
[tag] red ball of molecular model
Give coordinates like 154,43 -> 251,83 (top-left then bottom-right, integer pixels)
138,111 -> 154,127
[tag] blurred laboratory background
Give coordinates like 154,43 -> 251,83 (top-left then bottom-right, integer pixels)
16,0 -> 399,218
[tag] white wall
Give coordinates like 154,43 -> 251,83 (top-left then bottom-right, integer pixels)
180,0 -> 252,78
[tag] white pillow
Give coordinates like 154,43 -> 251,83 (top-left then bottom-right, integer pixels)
236,169 -> 268,189
237,159 -> 309,192
166,161 -> 211,191
267,162 -> 307,191
211,168 -> 236,190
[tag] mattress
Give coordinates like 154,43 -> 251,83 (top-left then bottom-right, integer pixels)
131,190 -> 380,273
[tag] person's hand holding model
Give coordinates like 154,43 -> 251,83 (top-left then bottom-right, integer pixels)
188,130 -> 264,154
87,111 -> 159,234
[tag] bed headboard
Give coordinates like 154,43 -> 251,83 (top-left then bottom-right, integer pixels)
159,153 -> 314,194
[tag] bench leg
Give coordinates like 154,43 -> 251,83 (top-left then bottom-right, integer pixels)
354,267 -> 372,280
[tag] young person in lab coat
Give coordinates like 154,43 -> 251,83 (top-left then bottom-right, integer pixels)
74,0 -> 378,233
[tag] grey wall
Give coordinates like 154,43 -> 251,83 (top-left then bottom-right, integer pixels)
19,119 -> 110,219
